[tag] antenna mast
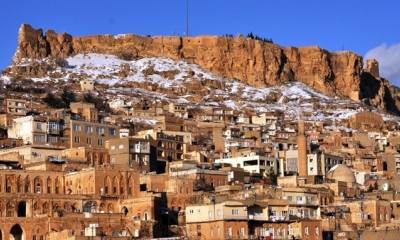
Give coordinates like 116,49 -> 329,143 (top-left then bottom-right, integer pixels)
186,0 -> 189,36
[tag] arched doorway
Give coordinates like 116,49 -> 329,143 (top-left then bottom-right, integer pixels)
17,201 -> 26,217
10,224 -> 23,240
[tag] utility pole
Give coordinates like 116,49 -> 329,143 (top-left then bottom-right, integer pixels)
185,0 -> 189,37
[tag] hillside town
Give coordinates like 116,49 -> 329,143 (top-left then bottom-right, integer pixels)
1,25 -> 400,240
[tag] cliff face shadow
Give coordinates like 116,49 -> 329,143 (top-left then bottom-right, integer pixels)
383,85 -> 400,115
360,72 -> 381,99
360,72 -> 400,115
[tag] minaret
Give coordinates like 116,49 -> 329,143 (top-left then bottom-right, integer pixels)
297,119 -> 308,177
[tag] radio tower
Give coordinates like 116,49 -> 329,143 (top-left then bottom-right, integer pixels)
185,0 -> 189,36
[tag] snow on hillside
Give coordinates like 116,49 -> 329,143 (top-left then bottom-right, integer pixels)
61,53 -> 332,102
64,53 -> 219,87
2,53 -> 395,122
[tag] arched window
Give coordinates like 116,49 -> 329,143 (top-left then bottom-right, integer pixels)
54,177 -> 60,194
34,177 -> 43,193
119,175 -> 125,194
16,176 -> 22,193
5,175 -> 14,193
24,176 -> 31,193
99,154 -> 104,165
99,203 -> 105,212
121,206 -> 128,216
104,176 -> 111,194
47,177 -> 52,193
127,175 -> 133,195
6,201 -> 14,217
112,176 -> 119,194
107,203 -> 113,213
83,201 -> 97,213
42,202 -> 49,215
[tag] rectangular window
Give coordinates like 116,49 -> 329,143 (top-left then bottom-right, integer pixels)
48,121 -> 59,131
228,227 -> 232,237
244,160 -> 258,166
109,128 -> 116,136
33,135 -> 46,143
74,136 -> 80,143
48,136 -> 58,143
98,138 -> 103,146
85,126 -> 93,134
73,124 -> 81,132
96,127 -> 105,135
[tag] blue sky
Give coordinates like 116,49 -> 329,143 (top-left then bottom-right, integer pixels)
2,0 -> 400,84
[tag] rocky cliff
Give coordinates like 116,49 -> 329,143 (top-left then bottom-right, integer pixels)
12,24 -> 400,113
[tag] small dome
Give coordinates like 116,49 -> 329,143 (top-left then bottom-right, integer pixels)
326,164 -> 356,183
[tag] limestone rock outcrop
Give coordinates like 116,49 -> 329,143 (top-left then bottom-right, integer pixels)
12,24 -> 400,113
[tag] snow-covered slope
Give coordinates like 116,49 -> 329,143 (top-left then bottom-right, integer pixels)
3,53 -> 399,123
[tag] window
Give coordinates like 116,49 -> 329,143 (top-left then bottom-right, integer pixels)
74,136 -> 80,143
232,209 -> 239,215
48,122 -> 59,131
109,128 -> 117,136
73,124 -> 81,132
244,160 -> 258,166
48,136 -> 58,143
227,227 -> 232,237
240,227 -> 245,237
96,127 -> 105,135
98,138 -> 103,146
33,135 -> 46,143
86,138 -> 92,144
85,126 -> 93,134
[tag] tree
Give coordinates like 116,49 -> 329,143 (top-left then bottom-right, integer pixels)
61,89 -> 76,107
266,168 -> 278,185
43,93 -> 66,108
83,93 -> 110,112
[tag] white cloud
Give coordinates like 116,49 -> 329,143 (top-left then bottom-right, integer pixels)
365,43 -> 400,85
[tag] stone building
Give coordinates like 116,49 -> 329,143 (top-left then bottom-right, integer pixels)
186,201 -> 248,240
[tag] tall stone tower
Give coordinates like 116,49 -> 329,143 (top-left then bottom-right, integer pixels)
297,119 -> 308,177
